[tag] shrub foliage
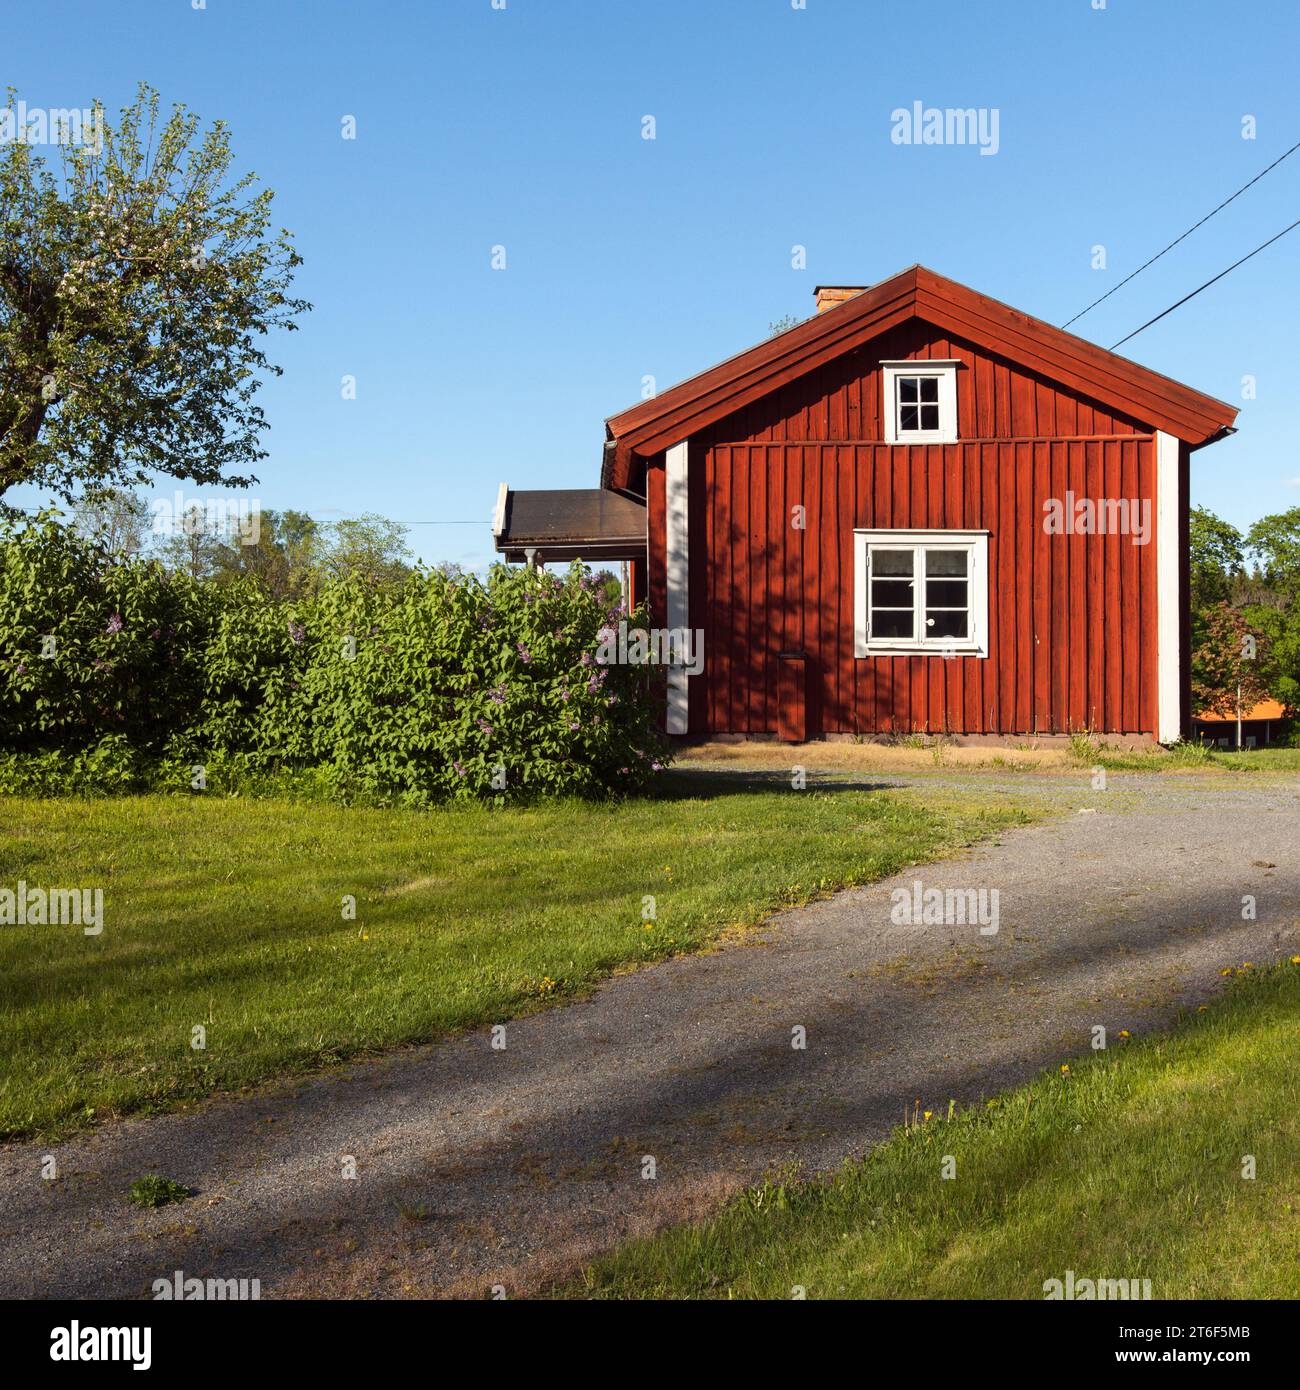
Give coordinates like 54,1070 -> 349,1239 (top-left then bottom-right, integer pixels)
1,516 -> 668,801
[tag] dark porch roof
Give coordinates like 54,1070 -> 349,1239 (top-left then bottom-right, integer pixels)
492,485 -> 646,564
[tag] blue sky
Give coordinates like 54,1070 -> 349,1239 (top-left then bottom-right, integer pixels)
9,0 -> 1300,567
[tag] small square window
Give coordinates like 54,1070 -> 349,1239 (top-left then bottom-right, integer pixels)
881,362 -> 959,444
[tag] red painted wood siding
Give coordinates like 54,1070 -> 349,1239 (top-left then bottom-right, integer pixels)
696,322 -> 1147,449
691,438 -> 1157,735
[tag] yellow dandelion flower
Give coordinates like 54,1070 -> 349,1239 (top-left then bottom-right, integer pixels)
1060,1064 -> 1070,1075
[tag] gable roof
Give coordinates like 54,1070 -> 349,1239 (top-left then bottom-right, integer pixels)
602,265 -> 1238,492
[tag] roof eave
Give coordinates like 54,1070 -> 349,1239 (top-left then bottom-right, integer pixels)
599,265 -> 1240,490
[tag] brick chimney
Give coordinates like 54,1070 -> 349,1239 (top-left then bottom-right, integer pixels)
813,285 -> 866,314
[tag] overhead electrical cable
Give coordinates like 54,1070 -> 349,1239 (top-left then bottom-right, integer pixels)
1109,215 -> 1300,349
1062,137 -> 1300,329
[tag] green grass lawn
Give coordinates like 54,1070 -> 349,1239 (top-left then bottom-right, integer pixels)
1081,739 -> 1300,774
0,776 -> 1031,1141
566,962 -> 1300,1301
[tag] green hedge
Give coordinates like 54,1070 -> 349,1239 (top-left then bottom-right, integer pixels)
1,517 -> 669,802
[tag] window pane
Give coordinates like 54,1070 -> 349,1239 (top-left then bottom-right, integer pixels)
900,404 -> 919,430
919,376 -> 939,403
872,548 -> 914,576
871,579 -> 914,607
925,548 -> 967,576
872,609 -> 914,638
926,610 -> 969,638
920,403 -> 939,430
898,377 -> 918,402
925,578 -> 967,607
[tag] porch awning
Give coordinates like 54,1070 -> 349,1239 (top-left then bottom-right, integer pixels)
492,485 -> 646,564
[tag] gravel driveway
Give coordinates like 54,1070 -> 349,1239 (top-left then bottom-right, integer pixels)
2,771 -> 1296,1299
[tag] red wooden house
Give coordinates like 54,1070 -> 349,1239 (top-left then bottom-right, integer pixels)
494,266 -> 1238,743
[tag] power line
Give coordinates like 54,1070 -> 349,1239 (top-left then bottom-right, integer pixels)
1063,137 -> 1300,329
3,504 -> 489,525
1109,215 -> 1300,349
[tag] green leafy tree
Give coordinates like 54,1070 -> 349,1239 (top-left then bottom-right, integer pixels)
211,508 -> 321,599
71,485 -> 150,559
1239,507 -> 1300,710
0,84 -> 308,503
321,513 -> 413,590
1245,507 -> 1300,595
1188,506 -> 1244,610
1191,602 -> 1271,745
1237,602 -> 1299,712
154,502 -> 226,581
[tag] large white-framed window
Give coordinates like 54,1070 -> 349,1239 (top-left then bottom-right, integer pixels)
880,360 -> 960,444
853,529 -> 989,657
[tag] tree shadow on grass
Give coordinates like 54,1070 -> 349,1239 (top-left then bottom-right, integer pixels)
643,768 -> 904,802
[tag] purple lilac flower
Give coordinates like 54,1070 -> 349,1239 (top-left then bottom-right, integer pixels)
288,621 -> 306,646
489,684 -> 507,705
477,718 -> 494,735
104,613 -> 123,635
453,759 -> 466,778
516,641 -> 531,663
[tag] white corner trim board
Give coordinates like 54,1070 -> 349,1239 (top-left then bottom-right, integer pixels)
492,482 -> 508,537
1156,431 -> 1181,744
665,440 -> 690,735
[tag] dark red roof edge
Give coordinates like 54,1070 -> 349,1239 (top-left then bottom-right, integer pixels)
601,265 -> 1239,491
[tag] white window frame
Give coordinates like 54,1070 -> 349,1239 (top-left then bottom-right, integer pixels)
881,360 -> 960,444
853,529 -> 989,657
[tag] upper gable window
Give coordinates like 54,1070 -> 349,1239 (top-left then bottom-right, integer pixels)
881,360 -> 960,444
